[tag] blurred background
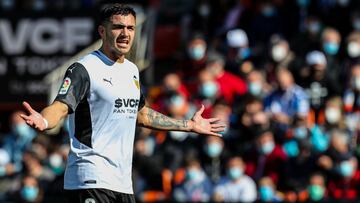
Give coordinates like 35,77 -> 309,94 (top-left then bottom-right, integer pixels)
1,0 -> 360,202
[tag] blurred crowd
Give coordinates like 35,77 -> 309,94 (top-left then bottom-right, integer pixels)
1,0 -> 360,202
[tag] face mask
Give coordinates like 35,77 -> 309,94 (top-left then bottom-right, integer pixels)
294,127 -> 308,139
187,169 -> 203,183
347,42 -> 360,58
49,154 -> 64,175
259,186 -> 274,201
325,107 -> 341,124
261,5 -> 276,17
33,0 -> 45,10
198,3 -> 210,17
260,141 -> 275,155
205,142 -> 223,158
189,45 -> 206,60
323,42 -> 339,55
308,21 -> 321,34
13,123 -> 33,138
21,186 -> 39,202
169,131 -> 188,141
282,140 -> 299,157
297,0 -> 310,7
353,19 -> 360,30
248,82 -> 262,96
339,161 -> 354,177
308,185 -> 325,201
1,0 -> 15,9
271,45 -> 288,62
200,82 -> 218,98
170,95 -> 185,108
228,167 -> 244,180
238,47 -> 251,60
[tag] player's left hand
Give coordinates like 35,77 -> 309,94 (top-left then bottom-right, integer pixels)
191,105 -> 226,137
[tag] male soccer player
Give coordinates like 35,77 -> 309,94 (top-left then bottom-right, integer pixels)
20,4 -> 225,203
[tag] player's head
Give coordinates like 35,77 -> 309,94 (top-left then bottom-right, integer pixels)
98,4 -> 136,59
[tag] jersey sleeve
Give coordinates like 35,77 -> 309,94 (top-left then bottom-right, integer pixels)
138,86 -> 146,111
54,62 -> 90,114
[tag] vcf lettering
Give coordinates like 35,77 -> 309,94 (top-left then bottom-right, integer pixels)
0,18 -> 93,55
114,98 -> 140,108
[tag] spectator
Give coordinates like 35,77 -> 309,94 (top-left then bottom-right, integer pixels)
246,69 -> 270,99
205,51 -> 247,104
173,158 -> 213,202
244,129 -> 287,184
1,111 -> 37,176
201,136 -> 225,183
257,176 -> 283,202
213,156 -> 257,202
14,175 -> 43,203
297,172 -> 329,202
264,68 -> 309,129
343,64 -> 360,133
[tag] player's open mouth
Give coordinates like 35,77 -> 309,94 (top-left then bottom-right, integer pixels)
117,39 -> 129,46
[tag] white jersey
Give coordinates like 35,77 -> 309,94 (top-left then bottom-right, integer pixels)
55,50 -> 145,194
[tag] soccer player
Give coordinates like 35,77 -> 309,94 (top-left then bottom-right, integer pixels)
20,4 -> 225,203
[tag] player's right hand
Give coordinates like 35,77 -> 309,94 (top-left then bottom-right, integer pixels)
20,101 -> 47,131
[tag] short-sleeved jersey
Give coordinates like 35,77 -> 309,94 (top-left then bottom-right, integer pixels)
55,50 -> 145,194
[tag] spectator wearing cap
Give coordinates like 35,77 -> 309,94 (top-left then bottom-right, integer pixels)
244,129 -> 287,185
302,51 -> 341,124
264,68 -> 309,131
225,28 -> 256,76
205,51 -> 247,104
213,156 -> 257,202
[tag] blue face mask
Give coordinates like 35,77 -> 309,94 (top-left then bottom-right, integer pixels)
259,186 -> 274,201
187,169 -> 203,183
238,47 -> 251,60
201,82 -> 218,98
260,141 -> 275,155
228,167 -> 243,180
294,127 -> 308,139
323,42 -> 339,55
339,161 -> 354,177
21,186 -> 39,202
189,45 -> 206,60
248,82 -> 262,96
205,143 -> 222,158
282,140 -> 299,157
13,123 -> 34,139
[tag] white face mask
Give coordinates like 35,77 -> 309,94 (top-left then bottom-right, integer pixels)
347,42 -> 360,58
325,107 -> 341,124
271,45 -> 287,62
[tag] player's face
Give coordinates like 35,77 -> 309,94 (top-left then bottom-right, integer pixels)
102,14 -> 136,57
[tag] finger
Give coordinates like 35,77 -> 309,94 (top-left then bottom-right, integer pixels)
207,118 -> 220,123
211,127 -> 226,132
195,104 -> 205,117
19,114 -> 31,120
208,132 -> 223,137
26,120 -> 34,126
211,123 -> 226,128
22,101 -> 36,114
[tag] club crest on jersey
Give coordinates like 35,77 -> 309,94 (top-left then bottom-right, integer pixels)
59,77 -> 71,95
133,75 -> 140,89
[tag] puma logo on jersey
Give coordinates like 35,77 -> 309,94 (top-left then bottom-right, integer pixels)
103,77 -> 113,86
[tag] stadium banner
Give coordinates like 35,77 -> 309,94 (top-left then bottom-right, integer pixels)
0,11 -> 98,106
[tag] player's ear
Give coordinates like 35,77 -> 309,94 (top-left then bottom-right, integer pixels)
98,25 -> 105,38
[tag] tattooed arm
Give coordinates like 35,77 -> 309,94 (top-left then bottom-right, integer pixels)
137,105 -> 225,137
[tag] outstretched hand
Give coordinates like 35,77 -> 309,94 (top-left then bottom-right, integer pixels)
20,101 -> 47,131
191,105 -> 226,137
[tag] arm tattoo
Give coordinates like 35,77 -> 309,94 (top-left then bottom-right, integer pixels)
146,108 -> 188,130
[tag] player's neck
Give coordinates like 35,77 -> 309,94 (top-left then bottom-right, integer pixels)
100,47 -> 125,63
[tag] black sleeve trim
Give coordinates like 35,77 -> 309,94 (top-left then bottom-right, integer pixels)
54,63 -> 90,114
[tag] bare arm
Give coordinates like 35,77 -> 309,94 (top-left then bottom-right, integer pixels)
20,101 -> 68,131
137,105 -> 225,137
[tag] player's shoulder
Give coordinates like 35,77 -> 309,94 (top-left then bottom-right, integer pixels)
124,58 -> 139,70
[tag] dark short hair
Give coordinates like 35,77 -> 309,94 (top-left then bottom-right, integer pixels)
100,4 -> 136,25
